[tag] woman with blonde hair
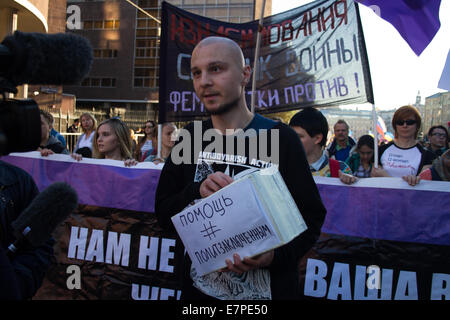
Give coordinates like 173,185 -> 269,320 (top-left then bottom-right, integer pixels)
72,118 -> 138,166
74,112 -> 97,156
372,105 -> 436,185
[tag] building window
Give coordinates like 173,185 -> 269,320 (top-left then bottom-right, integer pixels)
93,49 -> 118,59
81,78 -> 117,87
134,67 -> 159,88
68,0 -> 119,2
83,20 -> 120,30
132,0 -> 255,89
138,0 -> 158,7
90,78 -> 101,87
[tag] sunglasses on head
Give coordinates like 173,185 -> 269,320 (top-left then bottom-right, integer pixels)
395,119 -> 416,126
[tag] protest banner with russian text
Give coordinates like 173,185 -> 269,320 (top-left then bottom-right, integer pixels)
1,154 -> 448,300
299,177 -> 450,300
159,0 -> 374,122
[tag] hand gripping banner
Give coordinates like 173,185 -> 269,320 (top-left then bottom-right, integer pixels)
159,0 -> 374,122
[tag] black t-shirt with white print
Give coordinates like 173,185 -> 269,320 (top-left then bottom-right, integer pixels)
155,114 -> 326,300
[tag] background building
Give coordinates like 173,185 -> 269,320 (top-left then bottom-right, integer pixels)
64,0 -> 272,130
0,0 -> 49,39
424,91 -> 450,135
320,107 -> 373,144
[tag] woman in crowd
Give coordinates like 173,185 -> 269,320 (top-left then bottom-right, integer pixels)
144,122 -> 177,164
73,112 -> 97,156
346,135 -> 374,178
371,105 -> 436,186
72,118 -> 138,166
419,149 -> 450,181
135,120 -> 156,161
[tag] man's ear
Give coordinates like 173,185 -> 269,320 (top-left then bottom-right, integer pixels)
313,133 -> 324,146
242,65 -> 251,86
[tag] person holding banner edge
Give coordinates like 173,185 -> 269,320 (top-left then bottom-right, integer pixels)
71,118 -> 138,167
155,36 -> 327,300
371,105 -> 436,186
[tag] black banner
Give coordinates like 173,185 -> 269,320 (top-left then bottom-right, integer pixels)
33,205 -> 181,300
159,0 -> 374,122
299,233 -> 450,300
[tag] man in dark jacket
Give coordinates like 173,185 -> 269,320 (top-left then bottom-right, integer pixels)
155,36 -> 326,300
0,161 -> 54,299
326,119 -> 356,162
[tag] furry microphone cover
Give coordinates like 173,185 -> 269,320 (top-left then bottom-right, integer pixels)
11,182 -> 78,247
1,31 -> 93,86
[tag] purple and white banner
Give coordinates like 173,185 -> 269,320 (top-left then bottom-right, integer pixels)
2,152 -> 162,213
1,152 -> 176,300
302,176 -> 449,300
1,153 -> 448,300
315,176 -> 450,246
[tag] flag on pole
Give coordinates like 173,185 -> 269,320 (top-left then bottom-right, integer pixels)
438,49 -> 450,91
356,0 -> 442,56
376,115 -> 387,140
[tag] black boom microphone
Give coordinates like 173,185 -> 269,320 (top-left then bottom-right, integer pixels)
0,31 -> 93,86
8,182 -> 78,255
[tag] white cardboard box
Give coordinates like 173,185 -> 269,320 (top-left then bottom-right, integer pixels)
171,167 -> 307,276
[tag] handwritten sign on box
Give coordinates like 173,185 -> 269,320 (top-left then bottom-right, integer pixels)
171,168 -> 307,276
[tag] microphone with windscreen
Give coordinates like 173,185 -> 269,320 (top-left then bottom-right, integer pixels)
0,32 -> 93,155
7,182 -> 78,256
0,31 -> 93,86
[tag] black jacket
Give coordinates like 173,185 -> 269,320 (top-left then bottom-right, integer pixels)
326,136 -> 356,159
41,136 -> 69,155
0,161 -> 54,299
155,115 -> 327,300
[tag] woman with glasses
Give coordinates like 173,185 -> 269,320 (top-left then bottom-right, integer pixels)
371,105 -> 437,186
135,120 -> 156,161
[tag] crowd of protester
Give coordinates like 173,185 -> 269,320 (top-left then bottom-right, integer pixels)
37,103 -> 449,185
290,105 -> 449,184
40,115 -> 178,167
7,102 -> 442,301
